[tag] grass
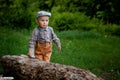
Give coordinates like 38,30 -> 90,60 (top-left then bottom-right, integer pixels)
52,30 -> 120,80
0,27 -> 29,56
0,27 -> 120,80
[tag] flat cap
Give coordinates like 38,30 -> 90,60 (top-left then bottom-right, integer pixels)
36,11 -> 51,18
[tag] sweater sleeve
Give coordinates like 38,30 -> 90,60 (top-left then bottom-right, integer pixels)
29,28 -> 38,54
51,27 -> 61,47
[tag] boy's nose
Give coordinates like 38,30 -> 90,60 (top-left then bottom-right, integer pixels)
44,22 -> 46,24
44,21 -> 47,24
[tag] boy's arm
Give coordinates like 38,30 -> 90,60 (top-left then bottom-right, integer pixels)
51,28 -> 61,51
28,28 -> 37,58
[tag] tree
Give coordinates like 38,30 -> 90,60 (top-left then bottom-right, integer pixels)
85,0 -> 120,24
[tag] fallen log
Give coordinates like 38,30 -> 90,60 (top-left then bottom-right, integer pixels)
0,55 -> 101,80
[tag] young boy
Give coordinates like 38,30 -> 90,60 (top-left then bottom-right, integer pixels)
28,11 -> 61,62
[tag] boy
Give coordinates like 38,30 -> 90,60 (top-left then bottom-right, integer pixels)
28,11 -> 61,62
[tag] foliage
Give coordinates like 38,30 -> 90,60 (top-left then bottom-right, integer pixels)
47,0 -> 120,24
0,0 -> 120,36
50,12 -> 87,31
0,0 -> 31,29
50,11 -> 120,36
85,0 -> 120,24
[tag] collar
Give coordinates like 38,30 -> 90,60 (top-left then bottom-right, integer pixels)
38,26 -> 48,31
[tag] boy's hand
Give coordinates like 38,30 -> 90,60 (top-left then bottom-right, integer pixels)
28,51 -> 35,59
57,46 -> 61,51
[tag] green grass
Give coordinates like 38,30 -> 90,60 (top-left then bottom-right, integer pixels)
0,27 -> 29,56
0,27 -> 120,80
52,30 -> 120,80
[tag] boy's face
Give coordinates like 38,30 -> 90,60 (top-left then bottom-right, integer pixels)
37,16 -> 49,28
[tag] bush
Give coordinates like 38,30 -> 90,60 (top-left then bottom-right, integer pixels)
105,24 -> 120,35
49,10 -> 104,32
0,0 -> 35,29
49,11 -> 92,31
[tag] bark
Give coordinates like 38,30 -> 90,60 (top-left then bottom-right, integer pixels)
0,55 -> 101,80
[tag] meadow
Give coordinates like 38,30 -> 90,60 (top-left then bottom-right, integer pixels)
0,27 -> 120,80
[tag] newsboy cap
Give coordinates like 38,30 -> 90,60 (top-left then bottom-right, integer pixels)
36,11 -> 51,18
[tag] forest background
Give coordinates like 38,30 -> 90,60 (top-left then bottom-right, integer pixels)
0,0 -> 120,80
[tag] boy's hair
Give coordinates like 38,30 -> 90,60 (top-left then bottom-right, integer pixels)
36,11 -> 51,19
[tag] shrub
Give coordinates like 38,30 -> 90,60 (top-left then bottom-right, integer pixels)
49,11 -> 92,31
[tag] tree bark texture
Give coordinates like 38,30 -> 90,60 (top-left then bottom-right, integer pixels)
0,55 -> 101,80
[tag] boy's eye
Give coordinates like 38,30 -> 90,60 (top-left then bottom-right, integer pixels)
41,20 -> 44,21
41,19 -> 48,21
